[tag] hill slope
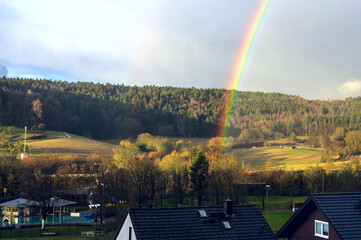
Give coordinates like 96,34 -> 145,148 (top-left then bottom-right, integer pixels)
0,127 -> 115,158
1,77 -> 361,140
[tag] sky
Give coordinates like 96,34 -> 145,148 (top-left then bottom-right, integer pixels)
0,0 -> 361,100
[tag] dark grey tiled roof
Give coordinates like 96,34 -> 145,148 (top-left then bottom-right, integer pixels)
0,198 -> 39,207
313,192 -> 361,240
128,205 -> 276,240
277,192 -> 361,240
50,198 -> 77,207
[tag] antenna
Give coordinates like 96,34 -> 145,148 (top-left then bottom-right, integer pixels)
24,126 -> 27,154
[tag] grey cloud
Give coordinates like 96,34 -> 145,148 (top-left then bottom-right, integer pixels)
0,64 -> 8,77
1,0 -> 361,99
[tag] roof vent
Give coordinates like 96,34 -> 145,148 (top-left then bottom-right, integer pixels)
224,199 -> 233,216
222,221 -> 232,229
198,209 -> 207,218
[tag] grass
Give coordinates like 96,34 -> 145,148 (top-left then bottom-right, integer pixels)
26,134 -> 115,157
0,127 -> 116,158
231,146 -> 323,171
0,225 -> 102,239
263,210 -> 294,233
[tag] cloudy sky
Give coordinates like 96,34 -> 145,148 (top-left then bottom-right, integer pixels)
0,0 -> 361,100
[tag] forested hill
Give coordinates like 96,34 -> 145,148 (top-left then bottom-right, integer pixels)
1,77 -> 361,139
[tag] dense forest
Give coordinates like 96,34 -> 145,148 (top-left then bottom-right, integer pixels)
1,77 -> 361,139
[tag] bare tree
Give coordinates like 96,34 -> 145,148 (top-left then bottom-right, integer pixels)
29,156 -> 56,229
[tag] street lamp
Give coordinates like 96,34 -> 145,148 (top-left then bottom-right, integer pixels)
321,169 -> 326,193
101,183 -> 104,232
161,169 -> 165,208
265,185 -> 271,222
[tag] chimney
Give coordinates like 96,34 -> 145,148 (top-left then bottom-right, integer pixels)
224,199 -> 233,216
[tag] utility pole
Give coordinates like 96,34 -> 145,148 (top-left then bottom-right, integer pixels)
321,169 -> 326,193
101,182 -> 104,232
24,126 -> 27,154
265,185 -> 271,222
161,169 -> 165,207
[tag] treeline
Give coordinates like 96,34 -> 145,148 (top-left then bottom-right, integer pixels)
2,77 -> 361,139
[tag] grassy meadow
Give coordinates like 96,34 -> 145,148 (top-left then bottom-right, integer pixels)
231,146 -> 323,171
263,210 -> 294,233
26,134 -> 115,157
0,127 -> 116,158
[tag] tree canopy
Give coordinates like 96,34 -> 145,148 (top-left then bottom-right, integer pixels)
2,77 -> 361,139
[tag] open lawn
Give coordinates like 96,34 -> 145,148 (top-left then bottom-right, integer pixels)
0,127 -> 116,158
26,133 -> 116,157
0,225 -> 102,240
263,210 -> 294,233
231,146 -> 323,171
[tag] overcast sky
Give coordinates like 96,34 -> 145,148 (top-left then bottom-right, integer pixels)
0,0 -> 361,100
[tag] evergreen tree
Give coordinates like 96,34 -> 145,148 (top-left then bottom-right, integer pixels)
190,151 -> 209,206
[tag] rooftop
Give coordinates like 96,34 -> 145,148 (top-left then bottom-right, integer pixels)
128,204 -> 276,240
277,192 -> 361,239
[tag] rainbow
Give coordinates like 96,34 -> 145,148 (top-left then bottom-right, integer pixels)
217,0 -> 272,143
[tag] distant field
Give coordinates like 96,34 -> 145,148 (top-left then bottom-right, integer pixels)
231,146 -> 323,171
0,127 -> 116,158
26,132 -> 115,157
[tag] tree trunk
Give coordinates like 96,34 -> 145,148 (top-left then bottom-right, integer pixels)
41,219 -> 45,229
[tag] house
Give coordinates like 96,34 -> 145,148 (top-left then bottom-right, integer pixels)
277,192 -> 361,240
0,198 -> 39,223
116,200 -> 276,240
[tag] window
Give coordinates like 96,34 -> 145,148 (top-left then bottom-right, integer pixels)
222,221 -> 232,229
315,220 -> 329,239
198,210 -> 207,218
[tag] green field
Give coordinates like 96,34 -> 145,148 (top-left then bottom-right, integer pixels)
0,127 -> 116,158
231,146 -> 323,171
0,225 -> 99,240
26,133 -> 115,157
263,210 -> 294,234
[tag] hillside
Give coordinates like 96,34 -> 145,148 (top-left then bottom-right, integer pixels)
1,77 -> 361,140
0,127 -> 115,158
232,146 -> 322,171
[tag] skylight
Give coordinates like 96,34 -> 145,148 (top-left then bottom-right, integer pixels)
198,209 -> 207,218
222,221 -> 232,229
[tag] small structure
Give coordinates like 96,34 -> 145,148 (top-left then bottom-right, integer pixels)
0,198 -> 39,221
277,192 -> 361,240
115,200 -> 276,240
50,197 -> 77,216
292,202 -> 302,212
